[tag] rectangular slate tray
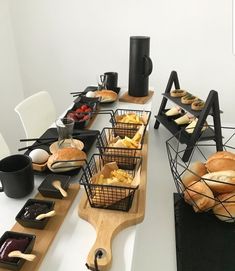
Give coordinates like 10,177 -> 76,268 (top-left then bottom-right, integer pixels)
24,128 -> 99,176
174,193 -> 235,271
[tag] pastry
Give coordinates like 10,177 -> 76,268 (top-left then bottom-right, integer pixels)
181,161 -> 207,187
184,118 -> 207,134
202,170 -> 235,193
165,106 -> 182,117
213,193 -> 235,222
205,151 -> 235,172
174,113 -> 194,125
184,181 -> 214,212
47,147 -> 86,172
181,93 -> 198,104
191,99 -> 205,111
170,89 -> 187,97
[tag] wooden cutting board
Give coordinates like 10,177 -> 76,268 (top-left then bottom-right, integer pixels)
0,183 -> 80,271
119,91 -> 154,104
78,134 -> 148,271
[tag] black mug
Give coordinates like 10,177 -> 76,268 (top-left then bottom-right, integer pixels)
100,72 -> 118,91
0,154 -> 34,198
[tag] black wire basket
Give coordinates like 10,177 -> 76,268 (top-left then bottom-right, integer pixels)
96,127 -> 143,167
110,109 -> 151,139
80,154 -> 142,212
166,125 -> 235,223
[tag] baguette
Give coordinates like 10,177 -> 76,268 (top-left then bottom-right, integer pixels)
181,161 -> 207,187
205,151 -> 235,172
213,193 -> 235,222
202,170 -> 235,193
184,181 -> 214,212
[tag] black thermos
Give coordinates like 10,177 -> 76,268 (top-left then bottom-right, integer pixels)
128,36 -> 153,97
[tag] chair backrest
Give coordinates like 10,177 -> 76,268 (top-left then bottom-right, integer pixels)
15,91 -> 56,139
0,133 -> 10,160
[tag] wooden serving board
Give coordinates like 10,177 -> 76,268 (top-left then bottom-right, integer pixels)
78,134 -> 148,271
0,183 -> 80,271
119,90 -> 154,104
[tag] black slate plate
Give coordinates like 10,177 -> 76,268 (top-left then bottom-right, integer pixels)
174,193 -> 235,271
24,128 -> 99,176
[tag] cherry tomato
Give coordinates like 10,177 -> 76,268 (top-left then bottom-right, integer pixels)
80,104 -> 89,111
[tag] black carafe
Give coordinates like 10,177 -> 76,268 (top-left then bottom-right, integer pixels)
128,36 -> 153,97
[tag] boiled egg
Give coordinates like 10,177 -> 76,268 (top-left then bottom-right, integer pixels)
29,149 -> 50,164
86,91 -> 96,98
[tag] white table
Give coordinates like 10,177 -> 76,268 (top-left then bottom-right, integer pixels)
0,90 -> 178,271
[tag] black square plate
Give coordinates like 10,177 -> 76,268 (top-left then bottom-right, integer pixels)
15,198 -> 55,229
24,128 -> 99,176
0,231 -> 36,271
38,174 -> 71,199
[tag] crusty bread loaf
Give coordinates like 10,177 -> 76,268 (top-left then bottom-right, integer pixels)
205,151 -> 235,172
95,90 -> 117,102
202,170 -> 235,193
181,161 -> 207,187
184,181 -> 214,212
47,147 -> 86,172
213,193 -> 235,222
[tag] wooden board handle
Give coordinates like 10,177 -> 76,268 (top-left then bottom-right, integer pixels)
87,224 -> 115,271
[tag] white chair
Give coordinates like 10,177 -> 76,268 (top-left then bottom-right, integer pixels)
0,133 -> 10,159
15,91 -> 56,140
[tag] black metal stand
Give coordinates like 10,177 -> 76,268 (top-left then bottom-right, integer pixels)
154,70 -> 223,162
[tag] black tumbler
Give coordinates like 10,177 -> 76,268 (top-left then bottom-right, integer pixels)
128,36 -> 153,97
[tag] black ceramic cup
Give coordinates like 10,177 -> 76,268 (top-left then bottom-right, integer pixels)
0,154 -> 34,198
100,72 -> 118,91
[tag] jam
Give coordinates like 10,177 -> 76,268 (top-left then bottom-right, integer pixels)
22,203 -> 49,220
0,238 -> 29,262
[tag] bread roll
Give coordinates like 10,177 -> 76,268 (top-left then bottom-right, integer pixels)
95,90 -> 117,102
202,170 -> 235,193
205,151 -> 235,172
213,193 -> 235,222
184,181 -> 214,212
47,147 -> 86,172
181,161 -> 207,187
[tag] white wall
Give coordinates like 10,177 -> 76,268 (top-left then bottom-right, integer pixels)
0,0 -> 24,153
1,0 -> 235,151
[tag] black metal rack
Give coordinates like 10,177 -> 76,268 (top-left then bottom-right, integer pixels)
154,70 -> 223,162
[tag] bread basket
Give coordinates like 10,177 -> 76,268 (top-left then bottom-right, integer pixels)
166,125 -> 235,223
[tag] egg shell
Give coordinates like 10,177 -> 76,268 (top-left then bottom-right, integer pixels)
86,91 -> 96,98
29,149 -> 50,164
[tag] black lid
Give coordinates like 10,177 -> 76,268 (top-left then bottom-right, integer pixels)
130,36 -> 150,40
